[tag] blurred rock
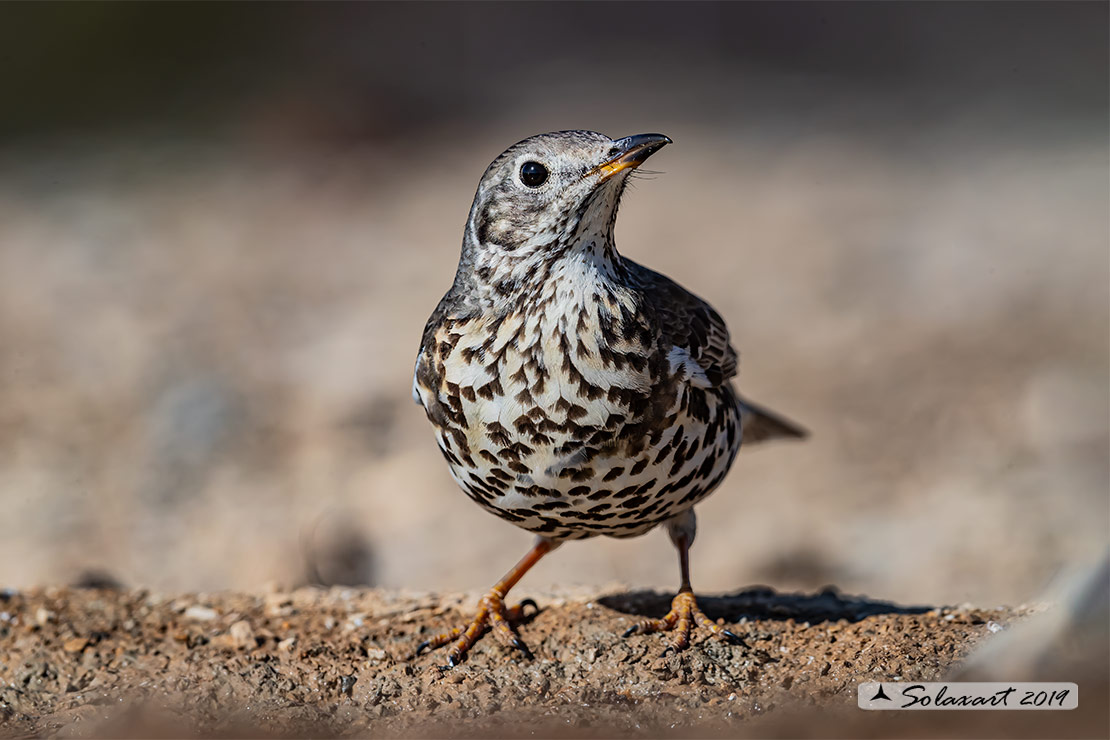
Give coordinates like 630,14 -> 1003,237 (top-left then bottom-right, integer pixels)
70,569 -> 124,590
952,551 -> 1110,683
303,512 -> 377,588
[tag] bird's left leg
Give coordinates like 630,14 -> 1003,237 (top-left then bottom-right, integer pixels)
622,509 -> 744,653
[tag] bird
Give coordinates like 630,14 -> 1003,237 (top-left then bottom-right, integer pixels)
411,130 -> 805,666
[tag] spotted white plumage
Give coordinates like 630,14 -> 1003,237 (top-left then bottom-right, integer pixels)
411,130 -> 805,665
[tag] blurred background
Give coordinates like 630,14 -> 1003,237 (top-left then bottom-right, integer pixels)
0,2 -> 1105,608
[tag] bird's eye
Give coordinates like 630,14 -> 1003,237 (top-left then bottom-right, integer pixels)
519,161 -> 548,187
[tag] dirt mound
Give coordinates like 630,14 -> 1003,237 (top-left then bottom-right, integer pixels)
4,585 -> 1073,737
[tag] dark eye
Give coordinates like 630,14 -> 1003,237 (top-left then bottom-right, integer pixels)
519,161 -> 548,187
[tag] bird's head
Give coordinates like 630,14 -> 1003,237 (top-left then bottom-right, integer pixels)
455,130 -> 671,303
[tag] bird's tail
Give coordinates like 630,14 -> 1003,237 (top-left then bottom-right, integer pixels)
738,397 -> 809,445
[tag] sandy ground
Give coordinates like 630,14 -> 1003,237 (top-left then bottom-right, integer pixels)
4,584 -> 1089,738
1,119 -> 1106,740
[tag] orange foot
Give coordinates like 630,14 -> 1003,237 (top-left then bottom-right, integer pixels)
622,590 -> 745,655
414,590 -> 539,667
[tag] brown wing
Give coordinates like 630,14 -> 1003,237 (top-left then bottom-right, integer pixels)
624,259 -> 738,387
626,259 -> 808,443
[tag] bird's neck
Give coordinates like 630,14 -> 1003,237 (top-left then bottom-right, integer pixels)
465,225 -> 628,313
535,238 -> 625,304
518,238 -> 640,348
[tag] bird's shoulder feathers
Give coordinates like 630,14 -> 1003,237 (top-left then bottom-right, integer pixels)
624,259 -> 739,388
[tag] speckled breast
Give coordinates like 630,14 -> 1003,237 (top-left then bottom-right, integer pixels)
414,301 -> 743,541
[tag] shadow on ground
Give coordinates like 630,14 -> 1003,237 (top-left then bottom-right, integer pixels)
599,586 -> 934,624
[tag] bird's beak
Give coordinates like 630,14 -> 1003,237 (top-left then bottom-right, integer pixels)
588,133 -> 672,181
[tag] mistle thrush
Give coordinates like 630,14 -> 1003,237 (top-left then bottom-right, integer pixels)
412,131 -> 805,666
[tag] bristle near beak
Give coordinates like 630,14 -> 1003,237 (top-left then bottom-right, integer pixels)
588,133 -> 672,182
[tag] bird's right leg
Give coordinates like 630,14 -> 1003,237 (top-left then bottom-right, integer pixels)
414,537 -> 555,667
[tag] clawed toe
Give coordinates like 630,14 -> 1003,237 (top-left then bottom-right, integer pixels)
621,591 -> 741,654
413,592 -> 539,666
509,636 -> 535,660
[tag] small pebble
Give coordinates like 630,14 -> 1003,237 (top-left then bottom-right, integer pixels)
63,637 -> 89,653
229,620 -> 254,648
184,605 -> 218,621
